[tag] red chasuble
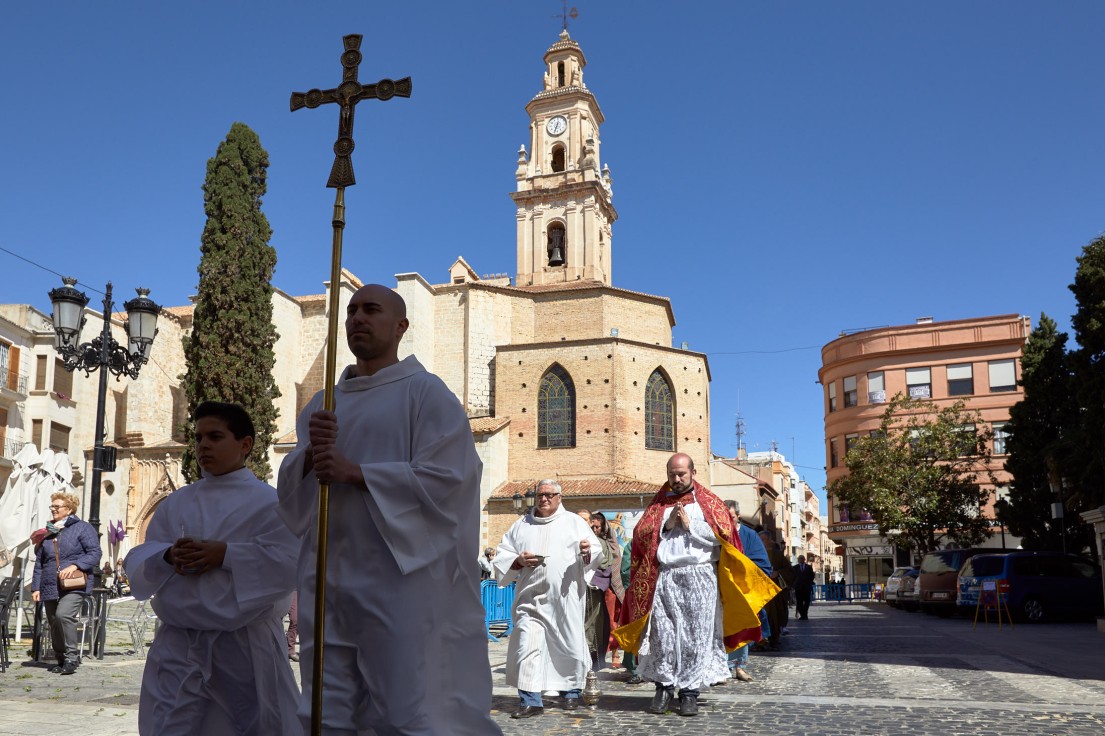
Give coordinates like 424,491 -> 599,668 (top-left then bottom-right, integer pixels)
613,480 -> 779,653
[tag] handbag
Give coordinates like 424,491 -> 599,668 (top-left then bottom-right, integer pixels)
54,538 -> 88,592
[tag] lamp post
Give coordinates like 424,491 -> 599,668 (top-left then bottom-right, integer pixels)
48,277 -> 160,659
524,488 -> 536,514
512,492 -> 524,513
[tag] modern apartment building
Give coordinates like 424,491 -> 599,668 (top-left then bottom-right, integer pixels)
819,314 -> 1030,584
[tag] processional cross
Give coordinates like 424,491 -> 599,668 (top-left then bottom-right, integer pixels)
290,34 -> 411,736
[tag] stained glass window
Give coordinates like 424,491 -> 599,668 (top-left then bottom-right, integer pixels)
538,364 -> 575,448
645,369 -> 674,450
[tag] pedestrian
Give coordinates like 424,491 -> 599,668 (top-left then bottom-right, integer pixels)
583,510 -> 615,671
794,554 -> 816,620
276,284 -> 499,735
615,453 -> 776,717
493,480 -> 604,719
618,536 -> 643,683
724,500 -> 771,682
31,491 -> 102,675
757,531 -> 792,650
590,511 -> 625,670
479,546 -> 496,580
124,401 -> 300,735
286,592 -> 299,662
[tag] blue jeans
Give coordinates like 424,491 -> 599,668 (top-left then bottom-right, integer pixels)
518,689 -> 581,707
728,644 -> 749,671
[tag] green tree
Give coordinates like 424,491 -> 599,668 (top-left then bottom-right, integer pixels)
1001,314 -> 1085,550
1068,234 -> 1105,513
828,395 -> 995,554
180,123 -> 280,481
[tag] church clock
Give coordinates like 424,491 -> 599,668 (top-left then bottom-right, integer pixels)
546,115 -> 567,136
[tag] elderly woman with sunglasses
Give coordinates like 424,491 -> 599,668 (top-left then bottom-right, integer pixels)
31,491 -> 102,674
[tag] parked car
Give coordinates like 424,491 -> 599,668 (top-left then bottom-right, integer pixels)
897,568 -> 921,611
884,567 -> 917,609
957,551 -> 1104,623
918,547 -> 1012,616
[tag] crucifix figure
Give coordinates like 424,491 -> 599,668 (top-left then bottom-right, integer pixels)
291,34 -> 412,188
289,34 -> 412,736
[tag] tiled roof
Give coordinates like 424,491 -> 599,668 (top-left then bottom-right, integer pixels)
163,305 -> 194,317
490,477 -> 663,500
274,416 -> 509,446
470,416 -> 510,433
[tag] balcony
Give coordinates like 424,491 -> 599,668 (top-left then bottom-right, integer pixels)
1,436 -> 26,465
1,372 -> 28,401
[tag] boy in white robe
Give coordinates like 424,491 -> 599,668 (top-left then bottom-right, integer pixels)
494,481 -> 605,719
277,284 -> 499,736
125,402 -> 300,736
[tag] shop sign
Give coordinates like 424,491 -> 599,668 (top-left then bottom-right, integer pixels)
829,522 -> 879,533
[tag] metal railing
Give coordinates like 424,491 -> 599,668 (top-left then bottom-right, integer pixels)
813,583 -> 877,602
1,437 -> 26,461
2,373 -> 28,395
481,580 -> 515,642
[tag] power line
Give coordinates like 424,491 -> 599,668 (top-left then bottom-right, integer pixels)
709,345 -> 822,356
0,244 -> 106,296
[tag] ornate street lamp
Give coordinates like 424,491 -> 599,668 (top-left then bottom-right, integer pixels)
524,488 -> 536,513
512,492 -> 524,513
48,278 -> 159,659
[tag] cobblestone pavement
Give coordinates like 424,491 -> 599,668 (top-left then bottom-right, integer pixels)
2,600 -> 1104,735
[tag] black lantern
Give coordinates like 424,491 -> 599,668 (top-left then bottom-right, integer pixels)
512,492 -> 524,512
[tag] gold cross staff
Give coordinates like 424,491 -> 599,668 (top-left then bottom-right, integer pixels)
290,33 -> 411,736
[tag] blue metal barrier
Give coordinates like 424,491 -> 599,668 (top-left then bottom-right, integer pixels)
481,580 -> 515,642
813,583 -> 876,602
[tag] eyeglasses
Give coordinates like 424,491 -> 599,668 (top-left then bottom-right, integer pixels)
49,505 -> 67,511
535,493 -> 560,499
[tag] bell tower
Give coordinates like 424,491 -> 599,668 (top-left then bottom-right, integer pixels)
512,30 -> 617,287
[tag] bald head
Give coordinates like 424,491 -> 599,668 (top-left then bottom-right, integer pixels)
355,284 -> 406,319
666,452 -> 696,494
345,284 -> 409,375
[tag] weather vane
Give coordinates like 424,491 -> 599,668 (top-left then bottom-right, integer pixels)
554,0 -> 579,31
289,33 -> 411,736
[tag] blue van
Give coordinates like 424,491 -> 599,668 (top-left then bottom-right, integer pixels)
957,551 -> 1103,622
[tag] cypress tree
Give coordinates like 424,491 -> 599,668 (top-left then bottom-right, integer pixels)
180,122 -> 280,481
1068,234 -> 1105,514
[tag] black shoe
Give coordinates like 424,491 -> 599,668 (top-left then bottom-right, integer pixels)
679,693 -> 699,716
48,664 -> 65,674
648,687 -> 674,714
626,674 -> 644,684
510,706 -> 543,719
60,661 -> 78,675
563,697 -> 579,711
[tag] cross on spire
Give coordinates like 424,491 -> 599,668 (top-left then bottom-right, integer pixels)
290,34 -> 412,188
554,1 -> 579,31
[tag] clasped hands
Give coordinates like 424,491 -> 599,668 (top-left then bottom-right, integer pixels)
512,540 -> 591,569
167,538 -> 226,576
304,411 -> 364,486
664,503 -> 691,532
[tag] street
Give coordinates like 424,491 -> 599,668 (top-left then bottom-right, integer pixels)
2,600 -> 1103,735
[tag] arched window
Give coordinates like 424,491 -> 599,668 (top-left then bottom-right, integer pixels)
557,61 -> 565,87
645,369 -> 674,451
538,364 -> 575,448
551,144 -> 566,173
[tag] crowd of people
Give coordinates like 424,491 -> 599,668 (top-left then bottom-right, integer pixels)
492,453 -> 789,719
14,281 -> 809,733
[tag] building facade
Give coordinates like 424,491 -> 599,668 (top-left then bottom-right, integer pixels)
819,314 -> 1030,584
1,30 -> 716,560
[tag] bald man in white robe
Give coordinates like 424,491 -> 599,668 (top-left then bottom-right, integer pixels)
277,284 -> 499,736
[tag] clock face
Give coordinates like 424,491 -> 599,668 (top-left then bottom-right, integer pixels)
546,116 -> 567,136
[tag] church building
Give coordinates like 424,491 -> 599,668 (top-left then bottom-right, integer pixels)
0,31 -> 713,552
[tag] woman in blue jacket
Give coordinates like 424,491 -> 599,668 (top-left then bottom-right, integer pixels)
32,491 -> 102,674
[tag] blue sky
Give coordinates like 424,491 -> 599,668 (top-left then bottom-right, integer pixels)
3,2 -> 1103,505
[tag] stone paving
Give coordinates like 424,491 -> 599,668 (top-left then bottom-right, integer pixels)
2,600 -> 1104,735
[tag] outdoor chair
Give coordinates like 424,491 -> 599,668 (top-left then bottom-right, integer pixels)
105,597 -> 157,657
0,575 -> 20,673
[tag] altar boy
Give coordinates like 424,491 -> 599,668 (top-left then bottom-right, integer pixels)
125,402 -> 300,736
